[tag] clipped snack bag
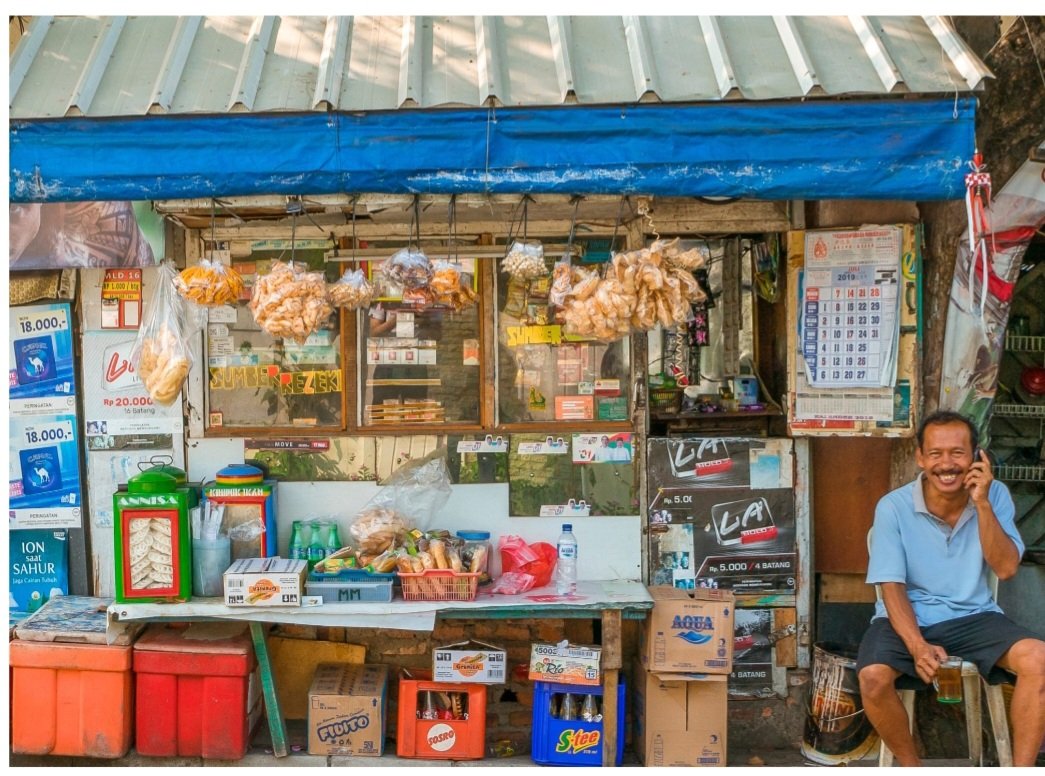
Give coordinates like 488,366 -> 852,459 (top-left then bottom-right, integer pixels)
249,260 -> 333,344
130,261 -> 194,406
381,248 -> 432,291
175,259 -> 244,306
430,260 -> 477,310
502,240 -> 547,280
548,258 -> 573,307
327,267 -> 374,309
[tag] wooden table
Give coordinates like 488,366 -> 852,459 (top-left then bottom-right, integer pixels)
108,580 -> 653,766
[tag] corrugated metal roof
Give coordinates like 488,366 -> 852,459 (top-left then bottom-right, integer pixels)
10,15 -> 992,119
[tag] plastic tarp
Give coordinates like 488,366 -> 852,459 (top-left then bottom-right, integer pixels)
10,98 -> 975,203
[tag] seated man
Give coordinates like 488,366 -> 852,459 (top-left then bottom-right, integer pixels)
857,410 -> 1045,766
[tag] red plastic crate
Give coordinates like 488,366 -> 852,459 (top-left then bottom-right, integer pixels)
397,673 -> 487,760
133,622 -> 259,760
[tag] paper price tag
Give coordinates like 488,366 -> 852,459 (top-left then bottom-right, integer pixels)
14,308 -> 69,336
20,419 -> 75,448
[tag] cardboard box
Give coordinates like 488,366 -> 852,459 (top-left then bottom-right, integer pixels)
632,660 -> 728,767
642,586 -> 735,674
308,663 -> 388,756
433,640 -> 507,684
223,558 -> 307,607
528,642 -> 601,686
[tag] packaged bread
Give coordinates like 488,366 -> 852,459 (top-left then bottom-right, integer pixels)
349,506 -> 406,555
248,260 -> 333,344
175,259 -> 244,306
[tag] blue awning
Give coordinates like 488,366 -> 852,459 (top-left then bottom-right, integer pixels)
10,98 -> 975,203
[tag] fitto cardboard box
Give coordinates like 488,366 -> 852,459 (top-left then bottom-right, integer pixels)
308,663 -> 388,756
641,586 -> 735,674
632,659 -> 728,767
528,642 -> 601,686
433,640 -> 507,684
223,558 -> 307,607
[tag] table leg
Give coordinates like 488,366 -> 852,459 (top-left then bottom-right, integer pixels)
601,609 -> 623,767
249,621 -> 288,758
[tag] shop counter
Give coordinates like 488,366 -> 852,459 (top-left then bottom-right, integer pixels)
108,579 -> 653,766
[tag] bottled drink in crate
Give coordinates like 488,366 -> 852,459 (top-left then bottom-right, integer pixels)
420,691 -> 438,720
306,522 -> 325,570
580,693 -> 598,722
560,692 -> 576,721
555,523 -> 578,595
289,520 -> 306,560
325,521 -> 341,557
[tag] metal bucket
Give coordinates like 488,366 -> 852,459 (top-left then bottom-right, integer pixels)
801,642 -> 879,765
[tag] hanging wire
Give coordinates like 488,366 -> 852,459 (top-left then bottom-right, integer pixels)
564,195 -> 583,262
610,195 -> 628,256
521,195 -> 531,242
350,195 -> 358,264
447,194 -> 459,263
409,195 -> 422,252
209,197 -> 217,260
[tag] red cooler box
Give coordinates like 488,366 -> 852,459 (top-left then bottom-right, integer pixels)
133,622 -> 261,759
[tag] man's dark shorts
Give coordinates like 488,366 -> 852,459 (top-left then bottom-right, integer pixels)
856,611 -> 1039,689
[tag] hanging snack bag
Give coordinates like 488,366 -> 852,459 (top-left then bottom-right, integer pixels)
502,241 -> 547,280
130,261 -> 194,406
174,259 -> 244,306
430,260 -> 477,310
327,267 -> 375,310
249,260 -> 333,344
381,248 -> 432,291
548,258 -> 573,308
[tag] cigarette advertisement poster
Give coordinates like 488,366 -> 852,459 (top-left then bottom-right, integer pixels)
81,331 -> 182,450
730,608 -> 775,698
9,303 -> 77,401
9,413 -> 84,530
647,437 -> 796,593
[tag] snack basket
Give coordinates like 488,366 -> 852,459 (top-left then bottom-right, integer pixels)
649,386 -> 683,414
398,570 -> 481,602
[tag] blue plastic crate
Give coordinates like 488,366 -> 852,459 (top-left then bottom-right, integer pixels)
531,680 -> 625,766
308,566 -> 396,583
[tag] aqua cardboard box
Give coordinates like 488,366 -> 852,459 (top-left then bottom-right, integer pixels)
641,586 -> 735,674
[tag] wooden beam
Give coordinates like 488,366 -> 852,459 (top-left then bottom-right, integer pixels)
601,608 -> 622,768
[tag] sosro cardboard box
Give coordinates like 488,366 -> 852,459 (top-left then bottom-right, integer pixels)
308,663 -> 388,756
641,586 -> 735,674
632,659 -> 728,767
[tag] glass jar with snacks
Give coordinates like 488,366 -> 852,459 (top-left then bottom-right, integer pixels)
455,530 -> 492,585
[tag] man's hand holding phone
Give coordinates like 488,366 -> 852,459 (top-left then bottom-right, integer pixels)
963,448 -> 993,505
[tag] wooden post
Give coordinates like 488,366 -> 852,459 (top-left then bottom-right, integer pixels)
601,608 -> 623,767
250,621 -> 288,758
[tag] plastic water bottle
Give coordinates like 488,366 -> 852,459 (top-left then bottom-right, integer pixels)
556,523 -> 578,596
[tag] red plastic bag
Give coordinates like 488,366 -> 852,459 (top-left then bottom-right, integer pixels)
492,536 -> 557,594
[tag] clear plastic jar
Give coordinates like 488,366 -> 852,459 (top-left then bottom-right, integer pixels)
456,530 -> 492,584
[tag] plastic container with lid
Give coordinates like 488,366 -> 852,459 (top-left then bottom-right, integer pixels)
455,531 -> 492,585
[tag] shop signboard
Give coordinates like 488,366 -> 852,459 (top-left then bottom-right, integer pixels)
647,438 -> 796,593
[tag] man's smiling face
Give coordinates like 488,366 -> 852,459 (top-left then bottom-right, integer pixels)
915,421 -> 975,497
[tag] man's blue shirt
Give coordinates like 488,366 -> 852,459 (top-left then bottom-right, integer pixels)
866,475 -> 1023,627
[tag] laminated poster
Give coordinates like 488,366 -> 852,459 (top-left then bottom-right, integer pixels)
9,529 -> 69,619
9,413 -> 83,529
9,303 -> 77,402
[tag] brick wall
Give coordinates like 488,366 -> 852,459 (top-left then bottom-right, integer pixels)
272,617 -> 643,755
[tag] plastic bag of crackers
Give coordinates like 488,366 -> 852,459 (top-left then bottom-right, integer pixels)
327,267 -> 375,310
174,258 -> 244,306
129,261 -> 194,406
249,260 -> 334,344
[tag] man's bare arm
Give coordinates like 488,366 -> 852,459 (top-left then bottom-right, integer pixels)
881,582 -> 946,683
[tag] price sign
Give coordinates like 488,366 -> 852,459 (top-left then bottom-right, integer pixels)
15,308 -> 69,336
22,419 -> 75,447
101,268 -> 142,329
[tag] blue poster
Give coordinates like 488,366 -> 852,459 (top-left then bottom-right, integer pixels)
9,529 -> 69,620
9,413 -> 82,529
9,302 -> 76,399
